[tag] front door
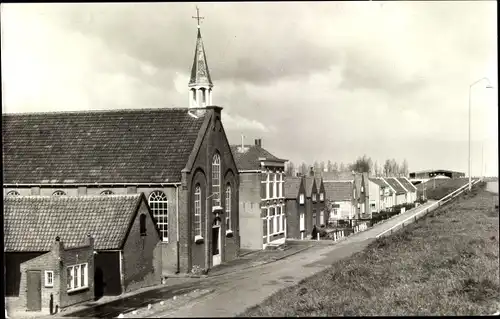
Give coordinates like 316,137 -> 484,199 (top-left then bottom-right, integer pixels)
212,218 -> 221,266
26,270 -> 41,311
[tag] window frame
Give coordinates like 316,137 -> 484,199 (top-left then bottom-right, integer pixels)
6,190 -> 20,196
100,190 -> 114,195
44,270 -> 54,288
212,153 -> 221,208
66,263 -> 88,292
299,193 -> 305,205
312,193 -> 317,202
225,184 -> 232,231
52,190 -> 66,196
319,192 -> 324,202
148,190 -> 169,242
194,184 -> 202,237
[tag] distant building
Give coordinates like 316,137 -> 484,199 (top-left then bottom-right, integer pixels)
409,169 -> 465,180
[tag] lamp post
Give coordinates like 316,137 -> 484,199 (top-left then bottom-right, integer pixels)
468,77 -> 493,191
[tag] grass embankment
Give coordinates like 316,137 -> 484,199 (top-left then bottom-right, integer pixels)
416,178 -> 470,200
242,183 -> 499,316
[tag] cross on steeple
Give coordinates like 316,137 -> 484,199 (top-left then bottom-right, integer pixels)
192,6 -> 204,29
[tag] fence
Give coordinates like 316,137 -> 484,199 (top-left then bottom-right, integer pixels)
376,179 -> 481,239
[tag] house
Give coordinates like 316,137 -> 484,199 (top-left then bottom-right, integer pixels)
304,171 -> 318,237
2,23 -> 240,275
314,177 -> 328,227
284,176 -> 307,240
324,181 -> 356,223
368,178 -> 389,213
4,194 -> 161,314
396,177 -> 418,203
358,173 -> 371,219
230,139 -> 287,250
382,177 -> 408,205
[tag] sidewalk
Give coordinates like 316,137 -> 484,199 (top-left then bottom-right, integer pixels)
50,242 -> 316,318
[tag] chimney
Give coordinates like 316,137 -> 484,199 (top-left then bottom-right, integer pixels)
255,139 -> 262,147
52,236 -> 64,256
86,233 -> 95,248
309,166 -> 314,177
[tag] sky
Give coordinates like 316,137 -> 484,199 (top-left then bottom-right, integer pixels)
1,2 -> 498,176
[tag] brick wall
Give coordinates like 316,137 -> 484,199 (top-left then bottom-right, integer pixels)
122,201 -> 162,293
14,238 -> 94,314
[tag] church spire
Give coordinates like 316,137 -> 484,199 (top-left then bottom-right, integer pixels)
189,6 -> 213,108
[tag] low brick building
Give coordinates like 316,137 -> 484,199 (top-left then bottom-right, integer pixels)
4,194 -> 162,314
284,176 -> 306,239
231,139 -> 287,250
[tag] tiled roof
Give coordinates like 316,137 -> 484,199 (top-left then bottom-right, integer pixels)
369,178 -> 388,188
324,181 -> 353,201
315,178 -> 323,190
4,194 -> 144,252
304,176 -> 315,197
284,177 -> 301,199
384,177 -> 407,194
2,108 -> 207,184
397,177 -> 417,192
230,145 -> 286,171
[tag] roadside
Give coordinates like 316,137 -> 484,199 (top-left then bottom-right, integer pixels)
242,184 -> 499,316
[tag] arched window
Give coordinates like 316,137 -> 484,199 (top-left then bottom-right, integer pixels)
100,190 -> 114,195
140,214 -> 147,236
225,184 -> 231,230
53,190 -> 66,196
194,185 -> 202,236
212,154 -> 221,207
148,191 -> 168,242
6,191 -> 20,196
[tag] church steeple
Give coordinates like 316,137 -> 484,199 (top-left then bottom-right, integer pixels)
189,6 -> 213,109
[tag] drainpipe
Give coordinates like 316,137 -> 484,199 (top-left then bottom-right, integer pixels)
175,185 -> 180,274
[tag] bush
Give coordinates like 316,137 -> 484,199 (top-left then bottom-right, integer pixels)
319,228 -> 328,238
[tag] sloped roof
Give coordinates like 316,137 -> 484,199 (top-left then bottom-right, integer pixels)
285,177 -> 302,199
369,178 -> 388,188
230,145 -> 286,171
315,178 -> 323,191
384,177 -> 407,194
4,194 -> 147,252
397,177 -> 417,192
189,29 -> 213,87
304,176 -> 315,197
324,181 -> 353,201
2,108 -> 208,184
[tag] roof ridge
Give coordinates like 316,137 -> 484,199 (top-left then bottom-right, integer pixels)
2,107 -> 200,117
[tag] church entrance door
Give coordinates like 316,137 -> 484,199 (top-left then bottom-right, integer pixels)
212,217 -> 221,266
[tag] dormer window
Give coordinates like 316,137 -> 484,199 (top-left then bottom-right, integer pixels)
320,193 -> 324,202
299,194 -> 305,205
361,186 -> 364,193
312,193 -> 317,202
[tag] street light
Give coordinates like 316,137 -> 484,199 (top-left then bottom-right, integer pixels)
469,77 -> 494,191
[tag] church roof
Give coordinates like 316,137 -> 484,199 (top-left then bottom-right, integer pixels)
2,108 -> 208,184
4,194 -> 152,252
189,29 -> 213,87
230,145 -> 287,171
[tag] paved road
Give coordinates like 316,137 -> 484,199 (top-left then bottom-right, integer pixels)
140,201 -> 437,318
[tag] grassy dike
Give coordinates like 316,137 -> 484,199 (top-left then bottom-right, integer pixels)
241,183 -> 499,316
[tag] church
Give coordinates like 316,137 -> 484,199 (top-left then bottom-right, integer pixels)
3,13 -> 240,276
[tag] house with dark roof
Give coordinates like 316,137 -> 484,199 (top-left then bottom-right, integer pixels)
284,176 -> 307,239
304,173 -> 319,237
4,194 -> 161,314
3,23 -> 240,275
230,139 -> 287,250
396,177 -> 418,203
324,181 -> 356,222
382,177 -> 408,205
314,177 -> 328,226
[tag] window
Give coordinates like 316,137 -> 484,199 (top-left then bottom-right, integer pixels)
44,271 -> 54,287
313,212 -> 317,225
6,191 -> 20,196
272,173 -> 277,199
371,203 -> 376,208
194,185 -> 202,236
277,206 -> 283,232
320,211 -> 325,225
100,190 -> 114,195
299,193 -> 305,204
312,193 -> 317,202
67,263 -> 88,292
53,190 -> 66,196
279,173 -> 284,198
140,213 -> 147,236
299,213 -> 305,231
320,192 -> 324,202
269,207 -> 275,234
148,191 -> 168,242
361,186 -> 364,193
212,154 -> 221,207
265,172 -> 270,199
225,184 -> 231,230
